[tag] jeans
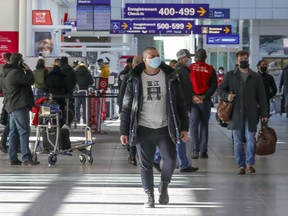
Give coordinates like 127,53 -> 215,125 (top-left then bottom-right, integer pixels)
189,99 -> 211,153
154,141 -> 189,170
136,126 -> 176,191
8,106 -> 32,162
75,91 -> 87,124
284,93 -> 288,116
232,120 -> 256,168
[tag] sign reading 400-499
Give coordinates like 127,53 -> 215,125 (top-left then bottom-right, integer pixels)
124,4 -> 209,18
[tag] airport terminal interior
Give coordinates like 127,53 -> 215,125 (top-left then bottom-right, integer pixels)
1,112 -> 288,216
1,0 -> 288,215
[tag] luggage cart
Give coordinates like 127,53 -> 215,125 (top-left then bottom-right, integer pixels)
31,101 -> 61,161
47,126 -> 94,166
32,98 -> 95,166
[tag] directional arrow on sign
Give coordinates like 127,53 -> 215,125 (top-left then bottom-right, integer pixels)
121,22 -> 128,30
186,22 -> 193,30
197,7 -> 207,16
223,26 -> 230,34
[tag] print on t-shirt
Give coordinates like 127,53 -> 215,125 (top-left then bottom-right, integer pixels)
147,81 -> 161,101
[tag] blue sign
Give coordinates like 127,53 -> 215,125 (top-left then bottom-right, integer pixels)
209,8 -> 230,19
77,0 -> 110,5
193,25 -> 231,34
124,4 -> 209,18
207,34 -> 239,45
110,20 -> 195,35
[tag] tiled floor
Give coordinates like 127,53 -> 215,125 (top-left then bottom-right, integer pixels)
0,110 -> 288,216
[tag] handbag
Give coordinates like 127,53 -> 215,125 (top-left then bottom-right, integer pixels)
256,122 -> 277,155
0,105 -> 8,126
217,100 -> 233,123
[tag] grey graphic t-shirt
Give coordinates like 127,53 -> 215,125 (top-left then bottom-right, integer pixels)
139,69 -> 167,129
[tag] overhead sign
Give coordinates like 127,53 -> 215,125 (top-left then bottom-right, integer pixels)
110,20 -> 194,34
32,10 -> 53,25
194,25 -> 231,34
77,0 -> 110,4
207,34 -> 239,45
124,4 -> 209,18
209,8 -> 230,19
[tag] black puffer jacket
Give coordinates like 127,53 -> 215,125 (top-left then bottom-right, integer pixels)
75,64 -> 94,90
120,62 -> 189,145
175,63 -> 193,112
60,63 -> 77,95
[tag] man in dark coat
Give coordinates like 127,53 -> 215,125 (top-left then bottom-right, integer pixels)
45,64 -> 69,127
118,57 -> 133,95
120,47 -> 189,208
279,65 -> 288,117
1,53 -> 39,165
60,57 -> 77,125
257,60 -> 277,115
218,50 -> 268,174
74,62 -> 93,124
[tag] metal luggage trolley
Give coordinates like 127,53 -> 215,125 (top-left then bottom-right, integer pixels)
47,126 -> 94,166
32,99 -> 95,166
31,101 -> 61,163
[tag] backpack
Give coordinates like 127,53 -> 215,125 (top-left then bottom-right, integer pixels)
33,68 -> 46,89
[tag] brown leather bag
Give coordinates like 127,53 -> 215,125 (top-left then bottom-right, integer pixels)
217,100 -> 233,123
256,122 -> 277,155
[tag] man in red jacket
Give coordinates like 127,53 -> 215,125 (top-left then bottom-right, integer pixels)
189,49 -> 217,159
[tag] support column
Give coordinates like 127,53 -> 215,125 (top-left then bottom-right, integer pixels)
19,0 -> 27,57
249,20 -> 260,71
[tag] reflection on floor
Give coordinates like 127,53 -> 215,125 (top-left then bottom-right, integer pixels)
0,113 -> 288,216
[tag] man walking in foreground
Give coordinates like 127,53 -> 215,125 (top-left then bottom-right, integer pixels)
120,47 -> 189,208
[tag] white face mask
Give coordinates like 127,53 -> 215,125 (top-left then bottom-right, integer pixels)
148,57 -> 161,69
218,70 -> 224,74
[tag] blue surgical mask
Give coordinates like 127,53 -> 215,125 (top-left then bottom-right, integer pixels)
185,58 -> 192,67
148,57 -> 161,69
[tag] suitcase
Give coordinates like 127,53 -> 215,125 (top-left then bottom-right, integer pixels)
42,128 -> 71,151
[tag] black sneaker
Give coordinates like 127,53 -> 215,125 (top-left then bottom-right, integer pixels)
22,160 -> 40,166
200,152 -> 209,158
10,159 -> 22,165
153,162 -> 162,172
192,150 -> 199,159
0,145 -> 7,153
180,166 -> 199,172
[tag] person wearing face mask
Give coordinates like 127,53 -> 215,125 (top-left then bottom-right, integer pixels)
120,47 -> 189,208
257,60 -> 277,115
218,51 -> 269,174
189,48 -> 217,159
213,67 -> 225,103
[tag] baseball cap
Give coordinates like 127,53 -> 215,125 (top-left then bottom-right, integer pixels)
176,49 -> 194,59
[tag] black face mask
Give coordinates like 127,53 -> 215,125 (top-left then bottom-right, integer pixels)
239,61 -> 249,69
260,66 -> 267,73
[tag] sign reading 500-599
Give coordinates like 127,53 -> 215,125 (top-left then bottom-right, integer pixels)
124,4 -> 209,18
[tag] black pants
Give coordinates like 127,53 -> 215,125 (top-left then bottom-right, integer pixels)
136,126 -> 176,190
